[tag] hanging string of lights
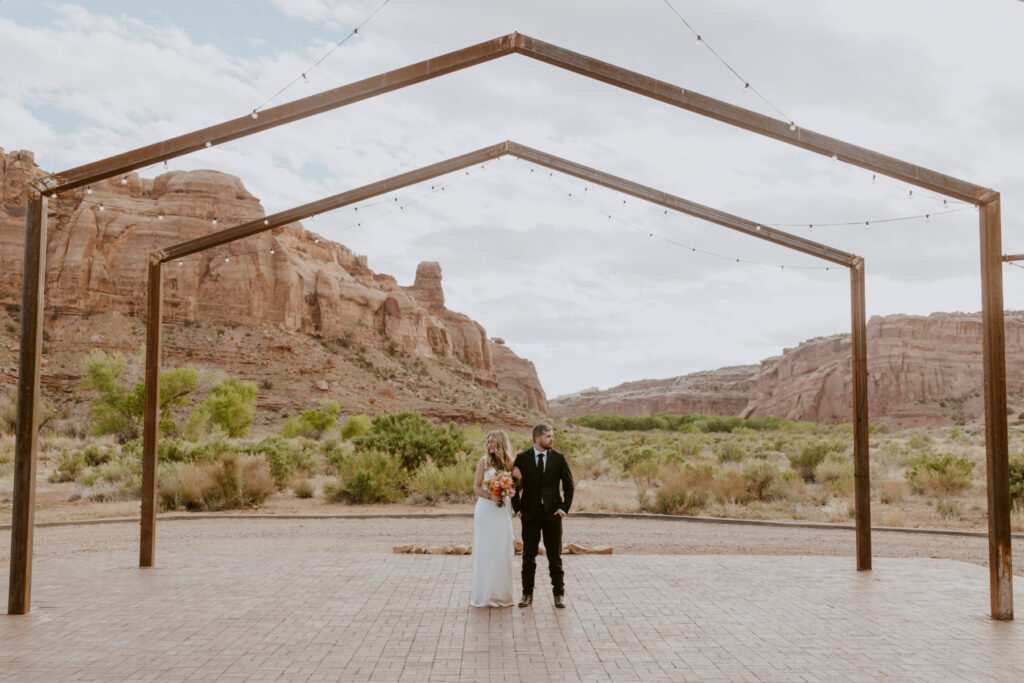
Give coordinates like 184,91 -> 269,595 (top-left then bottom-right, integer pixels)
661,0 -> 793,128
769,206 -> 975,232
521,164 -> 834,272
250,0 -> 392,118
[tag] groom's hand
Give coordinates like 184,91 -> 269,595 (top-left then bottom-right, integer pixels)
555,509 -> 566,518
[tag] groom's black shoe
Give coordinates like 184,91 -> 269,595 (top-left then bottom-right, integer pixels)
554,594 -> 566,609
518,594 -> 533,608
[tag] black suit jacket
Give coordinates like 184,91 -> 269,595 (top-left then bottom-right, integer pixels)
511,447 -> 574,518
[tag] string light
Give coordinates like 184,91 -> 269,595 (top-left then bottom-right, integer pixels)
98,203 -> 104,211
225,257 -> 230,263
251,0 -> 391,115
158,212 -> 164,220
663,0 -> 793,126
212,217 -> 218,225
86,186 -> 93,194
121,176 -> 128,185
204,141 -> 212,148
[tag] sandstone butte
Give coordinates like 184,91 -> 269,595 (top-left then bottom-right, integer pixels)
550,312 -> 1024,429
0,148 -> 547,427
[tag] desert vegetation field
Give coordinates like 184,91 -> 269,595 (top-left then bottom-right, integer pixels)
2,350 -> 1024,529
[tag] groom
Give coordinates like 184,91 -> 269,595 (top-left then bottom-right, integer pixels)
512,423 -> 574,609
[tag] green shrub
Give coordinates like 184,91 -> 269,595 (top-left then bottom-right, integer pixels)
80,456 -> 141,500
325,449 -> 405,503
245,434 -> 317,489
49,449 -> 86,482
623,447 -> 658,472
406,457 -> 475,503
353,411 -> 466,469
1010,456 -> 1024,504
80,444 -> 114,467
788,440 -> 844,482
340,414 -> 372,440
714,440 -> 746,463
282,399 -> 341,440
905,453 -> 975,495
935,498 -> 963,520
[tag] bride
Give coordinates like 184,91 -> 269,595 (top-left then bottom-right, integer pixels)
469,430 -> 516,607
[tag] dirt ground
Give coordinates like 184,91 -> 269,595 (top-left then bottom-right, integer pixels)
2,513 -> 1022,577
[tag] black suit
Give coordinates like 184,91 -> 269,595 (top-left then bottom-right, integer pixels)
511,447 -> 574,596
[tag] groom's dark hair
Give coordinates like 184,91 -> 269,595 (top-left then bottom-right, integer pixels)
532,423 -> 553,440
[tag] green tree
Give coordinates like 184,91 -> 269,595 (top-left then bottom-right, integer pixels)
282,399 -> 341,440
81,350 -> 198,443
188,376 -> 258,438
353,411 -> 466,469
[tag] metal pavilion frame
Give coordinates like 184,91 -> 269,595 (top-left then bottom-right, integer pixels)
9,32 -> 1011,620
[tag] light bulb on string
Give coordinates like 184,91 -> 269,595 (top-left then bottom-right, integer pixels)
943,200 -> 948,208
225,257 -> 230,263
121,176 -> 128,185
86,186 -> 93,194
178,261 -> 183,266
98,203 -> 104,211
743,82 -> 750,92
251,111 -> 258,120
270,248 -> 275,255
696,35 -> 702,46
925,214 -> 931,222
158,212 -> 164,220
871,174 -> 877,184
908,190 -> 913,200
204,141 -> 212,148
789,122 -> 797,131
831,153 -> 837,161
163,161 -> 168,169
302,73 -> 309,83
263,219 -> 269,226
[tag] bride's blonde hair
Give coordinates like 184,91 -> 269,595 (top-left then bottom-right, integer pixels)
486,430 -> 513,472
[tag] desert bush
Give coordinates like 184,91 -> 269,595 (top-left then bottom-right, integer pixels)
905,453 -> 975,495
623,447 -> 659,472
49,449 -> 86,482
878,479 -> 907,505
80,444 -> 114,467
714,440 -> 746,463
282,399 -> 341,440
0,393 -> 16,435
405,457 -> 475,504
653,464 -> 714,514
935,498 -> 963,520
79,456 -> 141,501
245,435 -> 318,489
158,454 -> 275,511
788,439 -> 845,482
1009,455 -> 1024,505
814,456 -> 855,495
741,461 -> 791,502
292,478 -> 315,499
340,414 -> 372,440
353,411 -> 466,469
324,449 -> 405,503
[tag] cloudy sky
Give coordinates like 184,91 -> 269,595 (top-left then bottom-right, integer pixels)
2,0 -> 1021,398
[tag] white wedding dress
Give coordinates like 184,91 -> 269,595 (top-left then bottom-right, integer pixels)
469,467 -> 516,607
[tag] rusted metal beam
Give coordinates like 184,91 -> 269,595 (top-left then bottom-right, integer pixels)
507,142 -> 855,266
140,258 -> 163,568
156,142 -> 510,263
849,257 -> 871,571
979,196 -> 1013,620
38,32 -> 989,209
37,35 -> 518,194
512,34 -> 992,205
8,191 -> 47,615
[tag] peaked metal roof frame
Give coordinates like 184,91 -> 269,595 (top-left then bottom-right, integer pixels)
10,32 -> 1010,620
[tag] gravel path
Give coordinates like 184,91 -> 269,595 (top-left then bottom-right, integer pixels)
2,514 -> 1022,575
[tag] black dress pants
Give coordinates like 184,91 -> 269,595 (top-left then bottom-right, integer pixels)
521,508 -> 564,595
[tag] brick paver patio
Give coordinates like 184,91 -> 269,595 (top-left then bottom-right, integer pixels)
2,521 -> 1023,681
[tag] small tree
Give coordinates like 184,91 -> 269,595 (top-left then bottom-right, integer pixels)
283,399 -> 341,440
81,350 -> 198,443
188,376 -> 258,438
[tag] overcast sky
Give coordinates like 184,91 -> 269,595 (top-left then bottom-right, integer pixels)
2,0 -> 1021,398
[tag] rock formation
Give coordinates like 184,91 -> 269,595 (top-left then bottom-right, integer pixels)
551,313 -> 1024,428
550,366 -> 757,419
0,148 -> 548,417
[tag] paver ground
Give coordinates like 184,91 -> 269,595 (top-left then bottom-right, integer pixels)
2,517 -> 1023,681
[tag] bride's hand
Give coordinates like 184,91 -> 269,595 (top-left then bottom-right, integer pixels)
491,494 -> 502,503
512,467 -> 522,482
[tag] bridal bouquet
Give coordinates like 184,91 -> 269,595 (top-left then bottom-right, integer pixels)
484,470 -> 515,507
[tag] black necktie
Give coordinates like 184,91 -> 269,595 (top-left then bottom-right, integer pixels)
537,451 -> 544,474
